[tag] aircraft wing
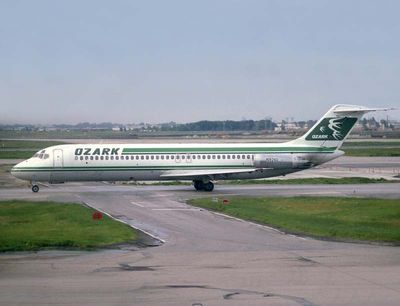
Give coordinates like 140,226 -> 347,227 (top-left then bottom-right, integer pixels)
160,168 -> 268,180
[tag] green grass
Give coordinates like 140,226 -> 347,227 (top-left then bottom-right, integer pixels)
123,177 -> 398,186
342,141 -> 400,147
0,130 -> 139,139
0,140 -> 66,159
343,148 -> 400,156
0,200 -> 138,252
188,196 -> 400,243
0,140 -> 65,149
0,150 -> 37,159
223,177 -> 398,185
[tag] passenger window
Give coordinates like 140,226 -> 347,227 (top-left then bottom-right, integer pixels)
237,155 -> 240,159
106,156 -> 109,160
182,155 -> 185,160
247,155 -> 251,159
156,155 -> 159,160
100,156 -> 104,160
207,155 -> 211,159
202,155 -> 206,159
232,155 -> 235,159
197,155 -> 201,159
116,156 -> 119,160
227,155 -> 231,159
166,155 -> 169,160
161,155 -> 164,160
85,156 -> 89,160
217,155 -> 221,159
80,156 -> 83,160
95,156 -> 99,160
111,156 -> 114,160
146,156 -> 149,160
75,156 -> 78,160
192,155 -> 196,159
90,156 -> 94,160
242,155 -> 245,159
141,156 -> 144,160
222,155 -> 226,159
135,155 -> 139,160
171,155 -> 174,160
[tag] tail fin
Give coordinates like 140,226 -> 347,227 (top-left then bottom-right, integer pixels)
290,104 -> 394,148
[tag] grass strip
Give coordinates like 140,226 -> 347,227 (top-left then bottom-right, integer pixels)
0,150 -> 37,159
122,177 -> 399,186
222,177 -> 398,185
342,141 -> 400,147
0,200 -> 138,252
0,140 -> 65,149
188,196 -> 400,243
0,140 -> 66,159
344,148 -> 400,156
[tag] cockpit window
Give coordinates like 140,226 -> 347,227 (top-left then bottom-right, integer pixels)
32,150 -> 49,159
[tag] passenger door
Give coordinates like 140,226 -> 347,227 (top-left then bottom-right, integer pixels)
53,149 -> 63,168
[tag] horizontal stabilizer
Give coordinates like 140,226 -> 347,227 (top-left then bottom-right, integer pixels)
333,105 -> 396,116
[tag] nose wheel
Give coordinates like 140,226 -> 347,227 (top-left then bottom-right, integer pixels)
31,185 -> 39,193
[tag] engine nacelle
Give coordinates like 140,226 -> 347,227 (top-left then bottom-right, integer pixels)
253,154 -> 312,169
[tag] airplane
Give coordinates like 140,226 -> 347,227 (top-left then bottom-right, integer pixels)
11,104 -> 393,193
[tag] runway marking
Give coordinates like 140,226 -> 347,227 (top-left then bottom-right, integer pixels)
296,191 -> 340,195
131,201 -> 144,207
151,208 -> 201,211
209,211 -> 308,240
82,201 -> 166,243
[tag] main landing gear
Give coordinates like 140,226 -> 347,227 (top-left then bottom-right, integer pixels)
31,183 -> 39,193
193,180 -> 214,192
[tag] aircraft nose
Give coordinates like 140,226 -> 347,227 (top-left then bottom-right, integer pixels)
11,164 -> 18,178
11,161 -> 24,179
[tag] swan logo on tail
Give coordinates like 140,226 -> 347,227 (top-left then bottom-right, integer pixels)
306,117 -> 357,141
328,118 -> 345,140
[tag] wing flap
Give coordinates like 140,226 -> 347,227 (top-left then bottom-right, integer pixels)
160,168 -> 261,179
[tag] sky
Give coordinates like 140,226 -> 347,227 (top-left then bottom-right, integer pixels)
1,0 -> 400,124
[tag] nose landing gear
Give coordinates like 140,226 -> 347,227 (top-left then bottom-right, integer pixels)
193,180 -> 214,192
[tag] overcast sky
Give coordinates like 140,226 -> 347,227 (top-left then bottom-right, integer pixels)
1,0 -> 399,124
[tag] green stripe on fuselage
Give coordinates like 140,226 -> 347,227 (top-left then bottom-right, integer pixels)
121,146 -> 336,154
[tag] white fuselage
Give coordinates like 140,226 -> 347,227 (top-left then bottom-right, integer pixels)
11,142 -> 343,183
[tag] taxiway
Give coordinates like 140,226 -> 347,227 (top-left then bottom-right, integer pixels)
1,183 -> 400,305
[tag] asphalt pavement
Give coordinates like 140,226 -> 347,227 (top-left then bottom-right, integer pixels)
1,183 -> 400,306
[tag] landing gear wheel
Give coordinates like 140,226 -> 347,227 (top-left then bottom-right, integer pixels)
32,185 -> 39,193
193,180 -> 204,191
203,182 -> 214,192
